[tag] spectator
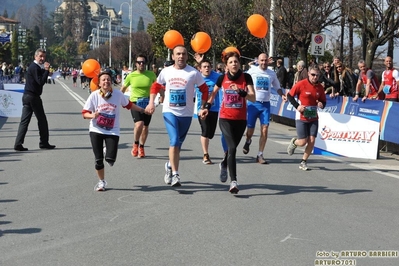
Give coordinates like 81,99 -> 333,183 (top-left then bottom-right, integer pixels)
276,59 -> 288,89
293,60 -> 308,84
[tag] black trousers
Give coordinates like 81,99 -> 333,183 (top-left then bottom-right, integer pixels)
219,118 -> 247,182
15,93 -> 49,146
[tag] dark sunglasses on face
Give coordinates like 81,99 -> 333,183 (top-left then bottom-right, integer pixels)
136,61 -> 145,65
310,73 -> 319,77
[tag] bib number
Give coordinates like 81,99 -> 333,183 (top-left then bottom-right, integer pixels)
136,97 -> 149,108
96,113 -> 115,130
170,89 -> 186,107
255,76 -> 270,91
224,89 -> 243,108
303,106 -> 317,119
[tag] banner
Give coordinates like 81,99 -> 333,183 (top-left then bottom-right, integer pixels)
314,113 -> 379,159
0,90 -> 23,117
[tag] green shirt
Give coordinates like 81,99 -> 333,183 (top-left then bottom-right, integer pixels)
123,70 -> 157,102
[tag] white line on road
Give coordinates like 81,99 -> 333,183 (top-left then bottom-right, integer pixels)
58,80 -> 87,107
273,140 -> 399,180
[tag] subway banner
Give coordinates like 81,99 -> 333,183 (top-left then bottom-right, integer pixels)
269,88 -> 396,159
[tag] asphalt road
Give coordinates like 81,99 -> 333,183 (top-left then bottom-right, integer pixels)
1,78 -> 398,266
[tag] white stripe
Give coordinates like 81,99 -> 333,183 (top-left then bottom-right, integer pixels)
272,139 -> 399,179
58,80 -> 87,107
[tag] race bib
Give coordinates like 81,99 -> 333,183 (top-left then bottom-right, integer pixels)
136,97 -> 149,108
224,89 -> 243,108
303,106 -> 317,119
169,88 -> 186,107
383,85 -> 391,94
96,113 -> 115,130
256,76 -> 270,91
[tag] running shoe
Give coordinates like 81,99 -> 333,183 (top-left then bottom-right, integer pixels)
94,180 -> 107,191
287,137 -> 297,156
256,155 -> 268,164
171,174 -> 181,187
202,153 -> 213,164
131,143 -> 138,157
229,181 -> 239,194
243,139 -> 251,154
138,146 -> 145,158
219,162 -> 228,183
299,161 -> 308,171
164,162 -> 172,185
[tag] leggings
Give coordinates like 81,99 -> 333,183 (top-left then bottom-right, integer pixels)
219,118 -> 247,181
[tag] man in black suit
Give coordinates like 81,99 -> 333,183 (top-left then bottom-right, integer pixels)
14,48 -> 56,151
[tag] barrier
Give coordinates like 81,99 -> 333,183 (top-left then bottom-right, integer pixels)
270,87 -> 399,159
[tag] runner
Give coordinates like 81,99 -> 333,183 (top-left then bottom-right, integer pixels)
203,51 -> 255,193
286,65 -> 326,170
243,53 -> 286,164
194,58 -> 221,164
121,55 -> 157,158
145,46 -> 208,187
82,70 -> 146,191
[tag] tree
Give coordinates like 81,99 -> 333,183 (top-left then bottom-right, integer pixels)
137,17 -> 145,32
3,9 -> 8,18
349,0 -> 399,68
273,0 -> 340,66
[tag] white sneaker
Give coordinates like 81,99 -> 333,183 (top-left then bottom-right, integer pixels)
171,174 -> 181,187
164,162 -> 172,184
299,161 -> 308,171
229,180 -> 239,194
94,180 -> 107,191
287,137 -> 297,156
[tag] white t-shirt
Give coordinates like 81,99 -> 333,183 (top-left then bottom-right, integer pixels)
157,65 -> 205,117
83,89 -> 129,136
247,66 -> 280,102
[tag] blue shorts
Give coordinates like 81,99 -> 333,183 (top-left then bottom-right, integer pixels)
246,101 -> 270,128
295,120 -> 319,139
163,112 -> 192,148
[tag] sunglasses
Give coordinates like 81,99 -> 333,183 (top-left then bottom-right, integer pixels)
337,65 -> 342,68
324,66 -> 330,68
136,61 -> 145,65
310,73 -> 319,77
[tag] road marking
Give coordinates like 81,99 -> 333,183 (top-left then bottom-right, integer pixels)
58,80 -> 86,107
272,140 -> 399,179
280,234 -> 312,242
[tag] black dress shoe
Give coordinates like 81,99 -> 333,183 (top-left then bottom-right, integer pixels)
39,144 -> 56,149
14,145 -> 28,151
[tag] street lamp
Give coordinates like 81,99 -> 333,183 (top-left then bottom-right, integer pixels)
101,18 -> 112,67
88,26 -> 100,49
118,0 -> 133,69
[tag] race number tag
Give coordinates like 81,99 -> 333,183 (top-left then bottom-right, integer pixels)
303,106 -> 317,119
136,97 -> 149,108
383,85 -> 391,94
169,88 -> 186,107
224,89 -> 243,108
255,76 -> 270,91
96,113 -> 115,130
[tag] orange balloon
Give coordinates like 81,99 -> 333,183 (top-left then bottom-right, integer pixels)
90,79 -> 99,92
163,30 -> 184,49
82,59 -> 101,78
247,14 -> 268,38
190,32 -> 212,54
222,46 -> 241,57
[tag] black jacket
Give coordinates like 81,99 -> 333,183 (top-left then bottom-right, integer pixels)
24,62 -> 49,96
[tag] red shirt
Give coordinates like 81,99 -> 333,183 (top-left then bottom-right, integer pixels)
382,69 -> 399,100
360,69 -> 383,99
219,73 -> 248,120
289,78 -> 326,122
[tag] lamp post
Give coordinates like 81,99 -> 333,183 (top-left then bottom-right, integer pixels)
118,0 -> 133,69
101,18 -> 112,67
88,26 -> 100,49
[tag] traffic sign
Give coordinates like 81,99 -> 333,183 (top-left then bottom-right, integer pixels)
310,33 -> 325,56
